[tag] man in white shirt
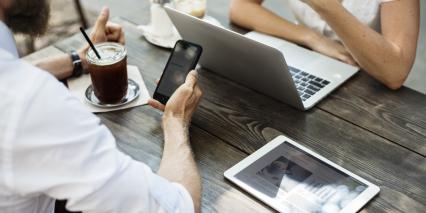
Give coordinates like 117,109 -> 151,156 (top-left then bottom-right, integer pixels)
0,0 -> 203,212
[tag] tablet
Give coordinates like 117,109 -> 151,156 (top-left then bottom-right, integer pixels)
224,135 -> 379,213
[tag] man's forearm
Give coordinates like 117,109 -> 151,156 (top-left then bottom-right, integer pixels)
157,118 -> 201,213
34,50 -> 87,80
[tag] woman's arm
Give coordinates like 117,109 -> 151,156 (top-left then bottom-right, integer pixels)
230,0 -> 313,46
305,0 -> 420,89
229,0 -> 357,65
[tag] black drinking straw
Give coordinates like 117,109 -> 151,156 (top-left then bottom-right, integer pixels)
79,27 -> 101,59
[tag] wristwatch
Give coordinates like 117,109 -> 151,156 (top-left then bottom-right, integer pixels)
70,50 -> 84,78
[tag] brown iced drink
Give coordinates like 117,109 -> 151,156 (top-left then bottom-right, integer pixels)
86,42 -> 128,104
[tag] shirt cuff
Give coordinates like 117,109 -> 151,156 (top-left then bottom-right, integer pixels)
148,173 -> 195,213
172,183 -> 195,213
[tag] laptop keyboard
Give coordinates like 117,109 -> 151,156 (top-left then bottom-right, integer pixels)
289,66 -> 330,102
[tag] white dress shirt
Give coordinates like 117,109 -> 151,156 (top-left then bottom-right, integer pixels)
288,0 -> 395,41
0,21 -> 194,213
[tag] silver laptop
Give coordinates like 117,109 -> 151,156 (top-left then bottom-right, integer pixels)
165,7 -> 359,110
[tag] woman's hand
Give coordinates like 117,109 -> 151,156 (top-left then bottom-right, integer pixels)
298,0 -> 355,65
148,70 -> 203,126
305,32 -> 357,66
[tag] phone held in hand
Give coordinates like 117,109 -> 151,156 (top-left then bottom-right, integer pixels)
153,40 -> 203,105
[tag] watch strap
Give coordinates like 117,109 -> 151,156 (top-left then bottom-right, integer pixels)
70,50 -> 83,78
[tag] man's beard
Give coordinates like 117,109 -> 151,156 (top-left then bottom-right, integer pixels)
4,0 -> 50,36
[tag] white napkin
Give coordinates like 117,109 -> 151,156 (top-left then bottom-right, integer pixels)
68,65 -> 151,113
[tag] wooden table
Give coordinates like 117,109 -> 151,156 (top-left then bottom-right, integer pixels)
24,1 -> 426,212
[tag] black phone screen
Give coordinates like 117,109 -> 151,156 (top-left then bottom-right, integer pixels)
155,40 -> 202,103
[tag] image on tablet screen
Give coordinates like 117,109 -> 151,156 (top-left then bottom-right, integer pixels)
256,156 -> 312,192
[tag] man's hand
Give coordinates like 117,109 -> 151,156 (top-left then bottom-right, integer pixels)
148,70 -> 203,125
77,7 -> 125,71
151,70 -> 203,212
90,7 -> 125,44
306,32 -> 357,66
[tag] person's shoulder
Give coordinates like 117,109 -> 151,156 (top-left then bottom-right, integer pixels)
6,59 -> 86,114
0,58 -> 55,91
0,58 -> 82,123
2,58 -> 102,144
0,58 -> 75,142
0,58 -> 70,101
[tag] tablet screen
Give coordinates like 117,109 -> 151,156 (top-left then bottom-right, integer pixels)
235,141 -> 367,212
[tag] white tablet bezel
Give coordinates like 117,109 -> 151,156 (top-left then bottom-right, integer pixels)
224,135 -> 380,213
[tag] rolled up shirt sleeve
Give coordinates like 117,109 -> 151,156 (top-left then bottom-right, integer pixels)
9,70 -> 194,213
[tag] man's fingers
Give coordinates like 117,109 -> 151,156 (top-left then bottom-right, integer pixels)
106,22 -> 121,31
106,22 -> 125,44
184,70 -> 198,89
190,86 -> 203,109
148,99 -> 165,111
94,7 -> 110,31
195,86 -> 203,102
118,31 -> 125,44
107,34 -> 121,42
106,22 -> 121,34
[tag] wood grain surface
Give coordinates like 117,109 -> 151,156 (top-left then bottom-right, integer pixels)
318,72 -> 426,156
50,16 -> 426,212
99,107 -> 274,213
117,0 -> 426,157
25,39 -> 273,213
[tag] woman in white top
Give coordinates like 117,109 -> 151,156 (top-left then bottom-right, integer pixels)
230,0 -> 420,89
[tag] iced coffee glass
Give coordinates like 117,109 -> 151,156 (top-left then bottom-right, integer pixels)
86,42 -> 128,104
174,0 -> 207,19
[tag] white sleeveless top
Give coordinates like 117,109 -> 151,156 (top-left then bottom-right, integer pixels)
288,0 -> 395,41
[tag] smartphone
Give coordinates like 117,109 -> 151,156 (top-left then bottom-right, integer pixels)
153,40 -> 203,105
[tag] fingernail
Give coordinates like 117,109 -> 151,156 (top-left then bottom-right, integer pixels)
102,6 -> 109,13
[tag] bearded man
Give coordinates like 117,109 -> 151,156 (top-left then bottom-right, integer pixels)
0,0 -> 203,212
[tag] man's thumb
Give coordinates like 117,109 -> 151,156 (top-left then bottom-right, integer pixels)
94,7 -> 109,30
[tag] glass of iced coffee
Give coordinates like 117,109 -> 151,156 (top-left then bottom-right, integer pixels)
174,0 -> 207,19
86,42 -> 128,104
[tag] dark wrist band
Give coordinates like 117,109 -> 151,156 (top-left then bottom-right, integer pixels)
70,50 -> 83,78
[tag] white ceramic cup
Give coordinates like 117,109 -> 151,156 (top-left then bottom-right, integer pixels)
150,2 -> 174,37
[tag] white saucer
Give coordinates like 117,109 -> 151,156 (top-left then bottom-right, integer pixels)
138,25 -> 181,49
138,15 -> 222,49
